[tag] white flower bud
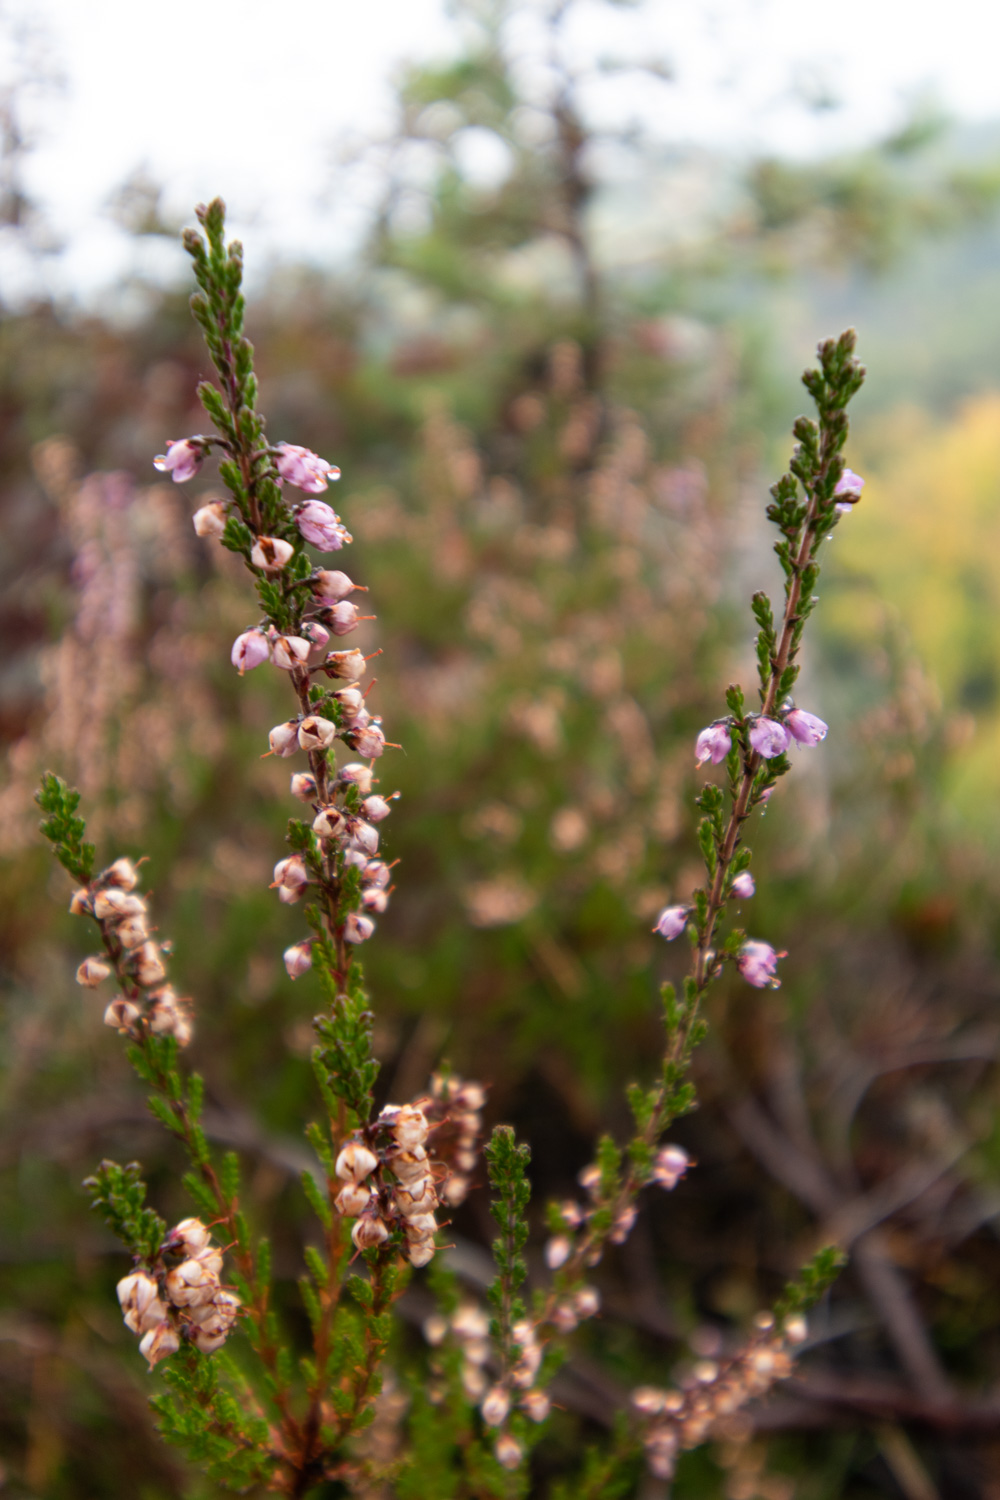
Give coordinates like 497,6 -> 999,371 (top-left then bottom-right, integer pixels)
283,940 -> 313,979
69,887 -> 92,915
631,1386 -> 666,1414
481,1386 -> 510,1427
93,887 -> 146,921
405,1212 -> 437,1237
272,855 -> 309,897
552,1301 -> 578,1332
349,723 -> 386,759
350,820 -> 379,857
104,857 -> 140,890
351,1214 -> 389,1249
455,1149 -> 477,1173
335,1140 -> 379,1182
362,794 -> 394,822
164,1217 -> 212,1257
312,569 -> 358,602
391,1146 -> 428,1184
77,955 -> 112,987
344,912 -> 375,943
442,1174 -> 469,1205
326,649 -> 367,679
335,1182 -> 371,1216
362,860 -> 391,889
268,720 -> 301,757
574,1286 -> 600,1319
104,998 -> 141,1035
139,1320 -> 180,1368
272,635 -> 311,670
166,1257 -> 220,1308
344,848 -> 367,872
392,1105 -> 429,1150
545,1236 -> 571,1270
290,772 -> 318,802
250,535 -> 294,571
521,1389 -> 550,1423
362,887 -> 390,914
407,1236 -> 436,1267
187,1288 -> 240,1333
394,1180 -> 437,1217
465,1337 -> 490,1366
462,1365 -> 487,1400
783,1315 -> 808,1345
423,1314 -> 448,1346
115,913 -> 149,950
192,500 -> 227,537
191,1328 -> 228,1354
333,685 -> 365,717
148,989 -> 188,1038
456,1082 -> 486,1111
298,715 -> 336,750
117,1272 -> 167,1334
453,1304 -> 490,1340
495,1433 -> 523,1470
339,761 -> 374,794
311,808 -> 345,843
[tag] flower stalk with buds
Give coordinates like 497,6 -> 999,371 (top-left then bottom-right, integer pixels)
36,199 -> 862,1496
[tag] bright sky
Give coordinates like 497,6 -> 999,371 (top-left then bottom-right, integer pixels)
3,0 -> 999,300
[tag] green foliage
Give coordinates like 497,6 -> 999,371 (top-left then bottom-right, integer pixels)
486,1125 -> 531,1350
311,939 -> 380,1122
82,1159 -> 166,1265
773,1245 -> 847,1328
151,1349 -> 275,1492
35,771 -> 95,883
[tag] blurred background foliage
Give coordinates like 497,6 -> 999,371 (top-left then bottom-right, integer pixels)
4,2 -> 1000,1496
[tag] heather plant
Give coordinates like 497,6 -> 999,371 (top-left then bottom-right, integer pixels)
31,199 -> 869,1496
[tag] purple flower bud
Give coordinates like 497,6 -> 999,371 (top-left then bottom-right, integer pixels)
154,438 -> 204,483
737,940 -> 785,989
284,940 -> 313,979
275,442 -> 341,495
730,871 -> 755,900
302,621 -> 330,661
192,500 -> 227,537
748,717 -> 789,759
654,905 -> 688,941
834,467 -> 864,515
268,721 -> 301,757
785,708 -> 828,746
652,1145 -> 690,1190
295,499 -> 352,551
231,629 -> 270,674
272,635 -> 311,671
250,535 -> 295,572
344,911 -> 375,943
312,569 -> 359,603
695,722 -> 731,766
757,786 -> 774,805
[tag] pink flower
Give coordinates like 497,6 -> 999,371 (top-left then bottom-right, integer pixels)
757,786 -> 774,805
296,500 -> 352,551
349,722 -> 386,759
834,467 -> 864,515
231,629 -> 270,674
344,911 -> 375,944
785,709 -> 828,746
654,905 -> 688,940
695,722 -> 731,766
154,438 -> 204,483
652,1145 -> 690,1190
283,940 -> 313,979
748,717 -> 789,759
326,600 -> 361,635
275,443 -> 341,494
737,940 -> 785,988
730,871 -> 755,899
